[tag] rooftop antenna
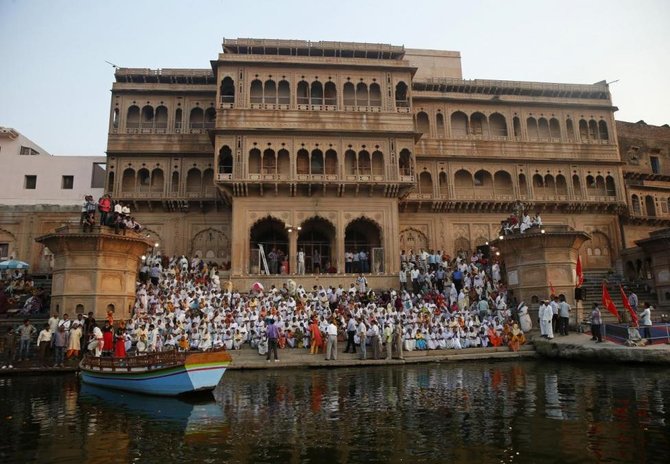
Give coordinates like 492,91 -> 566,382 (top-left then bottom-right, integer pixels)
606,79 -> 619,85
105,60 -> 119,69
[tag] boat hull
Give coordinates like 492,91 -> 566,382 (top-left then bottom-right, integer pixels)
80,351 -> 231,396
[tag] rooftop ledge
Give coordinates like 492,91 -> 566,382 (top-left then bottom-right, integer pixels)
414,78 -> 611,99
222,38 -> 406,59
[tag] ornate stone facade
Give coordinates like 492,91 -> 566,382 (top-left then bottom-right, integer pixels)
4,38 -> 669,287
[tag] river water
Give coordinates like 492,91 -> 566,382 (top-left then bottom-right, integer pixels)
1,360 -> 668,463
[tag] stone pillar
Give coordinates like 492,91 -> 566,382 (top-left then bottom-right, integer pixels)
635,228 -> 670,312
36,225 -> 151,320
491,225 -> 591,322
289,230 -> 297,275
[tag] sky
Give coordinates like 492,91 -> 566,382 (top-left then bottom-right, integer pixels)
0,0 -> 668,156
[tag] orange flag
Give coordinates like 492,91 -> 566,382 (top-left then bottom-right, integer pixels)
601,282 -> 619,319
549,281 -> 557,296
576,256 -> 584,288
619,285 -> 639,325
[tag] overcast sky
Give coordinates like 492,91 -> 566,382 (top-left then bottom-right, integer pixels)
1,0 -> 668,155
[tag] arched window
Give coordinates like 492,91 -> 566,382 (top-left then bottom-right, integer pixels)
171,172 -> 179,193
631,195 -> 641,215
419,171 -> 433,195
494,171 -> 513,194
150,168 -> 164,192
220,76 -> 235,104
277,149 -> 290,177
202,168 -> 214,190
556,174 -> 568,195
549,118 -> 561,139
595,175 -> 606,195
310,149 -> 324,175
325,149 -> 338,175
566,119 -> 575,141
324,81 -> 337,106
248,148 -> 261,175
137,168 -> 150,191
343,82 -> 355,106
107,171 -> 114,192
395,81 -> 409,108
219,146 -> 233,174
250,79 -> 263,104
579,119 -> 589,141
141,105 -> 154,128
474,170 -> 492,188
439,171 -> 448,196
155,106 -> 168,129
598,120 -> 609,141
296,149 -> 309,175
126,105 -> 140,129
399,149 -> 413,177
533,174 -> 544,189
455,170 -> 473,190
358,150 -> 371,176
263,80 -> 277,105
122,168 -> 135,192
371,150 -> 384,176
204,107 -> 216,128
262,149 -> 276,175
175,108 -> 182,130
186,169 -> 201,193
369,83 -> 382,107
436,113 -> 445,137
470,112 -> 488,136
645,195 -> 656,216
395,81 -> 408,107
278,80 -> 290,105
605,176 -> 616,196
356,82 -> 369,107
544,175 -> 556,193
189,107 -> 204,129
250,217 -> 288,274
310,81 -> 323,106
519,174 -> 528,196
489,113 -> 507,137
297,81 -> 310,105
538,118 -> 550,139
416,112 -> 430,135
526,117 -> 539,140
451,111 -> 468,137
297,217 -> 336,274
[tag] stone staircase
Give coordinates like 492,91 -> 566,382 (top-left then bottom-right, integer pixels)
580,271 -> 657,323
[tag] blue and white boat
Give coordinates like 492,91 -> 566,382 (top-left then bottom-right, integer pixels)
79,349 -> 232,396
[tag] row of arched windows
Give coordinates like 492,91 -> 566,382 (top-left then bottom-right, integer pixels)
217,146 -> 414,178
116,105 -> 216,131
220,76 -> 410,109
412,169 -> 618,199
414,110 -> 610,143
119,167 -> 214,194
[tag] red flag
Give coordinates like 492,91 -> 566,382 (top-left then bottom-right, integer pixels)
619,285 -> 639,325
549,281 -> 556,296
576,256 -> 584,288
601,282 -> 618,319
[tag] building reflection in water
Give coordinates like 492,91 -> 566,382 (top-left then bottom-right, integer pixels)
0,361 -> 668,463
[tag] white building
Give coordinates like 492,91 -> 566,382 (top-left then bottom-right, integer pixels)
0,127 -> 105,206
0,127 -> 106,264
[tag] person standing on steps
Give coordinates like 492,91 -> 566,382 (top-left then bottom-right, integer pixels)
266,318 -> 280,362
357,317 -> 367,360
558,295 -> 571,336
638,302 -> 653,344
590,303 -> 603,343
344,315 -> 357,354
325,318 -> 338,360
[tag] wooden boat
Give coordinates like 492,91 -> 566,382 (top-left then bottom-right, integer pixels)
79,349 -> 232,396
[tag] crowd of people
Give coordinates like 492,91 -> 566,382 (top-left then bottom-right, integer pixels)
58,248 -> 533,363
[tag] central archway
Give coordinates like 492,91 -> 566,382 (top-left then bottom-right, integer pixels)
345,217 -> 382,273
249,217 -> 288,274
297,217 -> 335,273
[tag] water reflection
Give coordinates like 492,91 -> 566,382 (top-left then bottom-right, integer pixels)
0,361 -> 668,463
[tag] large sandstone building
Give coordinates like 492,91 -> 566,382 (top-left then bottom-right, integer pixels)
2,38 -> 669,305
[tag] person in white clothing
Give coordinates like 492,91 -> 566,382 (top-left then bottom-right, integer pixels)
297,249 -> 305,275
540,300 -> 554,339
325,320 -> 338,360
